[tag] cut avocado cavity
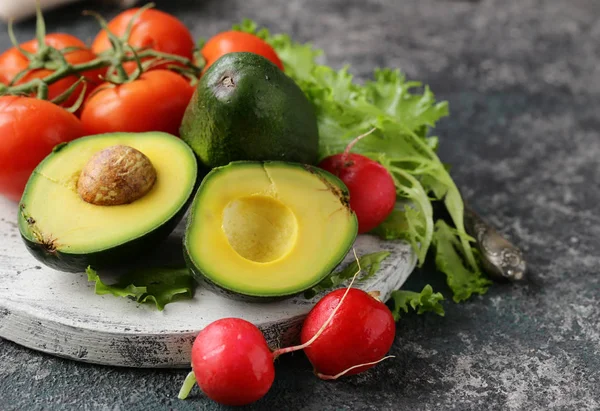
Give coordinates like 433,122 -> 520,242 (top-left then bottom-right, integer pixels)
183,161 -> 358,300
18,132 -> 198,272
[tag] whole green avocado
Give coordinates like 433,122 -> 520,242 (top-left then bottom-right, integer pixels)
179,52 -> 319,168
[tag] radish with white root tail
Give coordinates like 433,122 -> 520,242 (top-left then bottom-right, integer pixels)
295,288 -> 396,378
177,249 -> 397,406
318,127 -> 397,234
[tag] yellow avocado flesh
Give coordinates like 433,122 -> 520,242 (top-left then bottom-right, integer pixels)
20,132 -> 196,253
186,162 -> 358,297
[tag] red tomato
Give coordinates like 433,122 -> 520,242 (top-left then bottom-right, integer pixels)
80,70 -> 194,136
0,96 -> 85,202
0,33 -> 104,109
202,31 -> 284,72
92,8 -> 195,73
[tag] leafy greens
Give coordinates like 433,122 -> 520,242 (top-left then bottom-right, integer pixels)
234,19 -> 490,303
304,251 -> 391,299
86,266 -> 194,311
433,220 -> 492,302
390,285 -> 445,321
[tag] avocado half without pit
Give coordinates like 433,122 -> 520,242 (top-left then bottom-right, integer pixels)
183,161 -> 359,301
18,132 -> 198,272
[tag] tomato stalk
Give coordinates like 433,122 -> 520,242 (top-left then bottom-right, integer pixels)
0,2 -> 203,99
50,78 -> 88,113
35,81 -> 48,100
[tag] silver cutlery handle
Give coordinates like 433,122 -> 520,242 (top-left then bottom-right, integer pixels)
464,205 -> 527,281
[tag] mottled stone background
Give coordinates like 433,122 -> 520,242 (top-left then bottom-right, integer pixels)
1,0 -> 598,409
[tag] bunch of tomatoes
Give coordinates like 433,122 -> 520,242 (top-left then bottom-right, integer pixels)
0,6 -> 284,202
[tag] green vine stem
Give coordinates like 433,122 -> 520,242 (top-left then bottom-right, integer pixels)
0,2 -> 203,99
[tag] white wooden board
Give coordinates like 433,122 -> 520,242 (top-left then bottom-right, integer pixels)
0,196 -> 416,368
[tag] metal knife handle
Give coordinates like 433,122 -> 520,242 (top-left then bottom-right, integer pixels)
464,205 -> 526,281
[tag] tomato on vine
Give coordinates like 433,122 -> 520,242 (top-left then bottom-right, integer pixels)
0,96 -> 85,202
202,31 -> 284,71
80,69 -> 194,136
92,8 -> 196,73
0,33 -> 104,109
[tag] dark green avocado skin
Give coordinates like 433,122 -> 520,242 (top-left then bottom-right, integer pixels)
20,188 -> 197,273
16,131 -> 202,274
183,236 -> 353,304
179,52 -> 320,169
182,248 -> 294,303
21,201 -> 189,273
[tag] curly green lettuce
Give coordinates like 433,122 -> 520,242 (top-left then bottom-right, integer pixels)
433,220 -> 491,302
390,285 -> 445,320
86,266 -> 194,311
304,251 -> 391,299
234,19 -> 490,303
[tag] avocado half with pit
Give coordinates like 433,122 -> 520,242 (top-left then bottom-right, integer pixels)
183,161 -> 358,301
18,132 -> 198,273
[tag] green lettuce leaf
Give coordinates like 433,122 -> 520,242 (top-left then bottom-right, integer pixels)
369,209 -> 410,240
234,20 -> 488,303
232,19 -> 322,81
304,251 -> 391,299
433,220 -> 492,302
390,285 -> 445,321
86,266 -> 195,311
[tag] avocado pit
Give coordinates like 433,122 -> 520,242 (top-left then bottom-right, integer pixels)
77,145 -> 157,206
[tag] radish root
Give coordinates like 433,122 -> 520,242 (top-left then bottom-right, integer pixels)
316,355 -> 396,380
341,127 -> 377,163
272,247 -> 362,360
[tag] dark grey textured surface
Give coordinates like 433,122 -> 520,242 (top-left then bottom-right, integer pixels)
1,0 -> 599,409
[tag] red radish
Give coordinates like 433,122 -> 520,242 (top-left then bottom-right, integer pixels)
178,250 -> 396,405
272,250 -> 396,379
318,128 -> 396,234
181,318 -> 274,406
299,288 -> 396,377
